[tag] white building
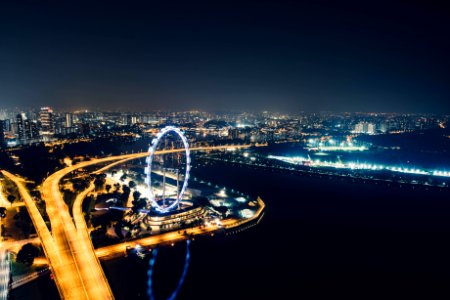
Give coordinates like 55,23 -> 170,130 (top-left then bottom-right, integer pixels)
354,122 -> 375,135
40,107 -> 55,138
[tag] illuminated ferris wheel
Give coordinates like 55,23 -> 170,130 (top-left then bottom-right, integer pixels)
145,126 -> 191,213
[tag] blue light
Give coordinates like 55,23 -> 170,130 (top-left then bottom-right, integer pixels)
267,155 -> 449,178
147,240 -> 191,300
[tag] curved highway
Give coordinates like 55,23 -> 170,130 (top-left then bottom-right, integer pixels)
34,144 -> 250,299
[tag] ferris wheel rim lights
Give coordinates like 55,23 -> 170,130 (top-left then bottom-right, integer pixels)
145,126 -> 191,213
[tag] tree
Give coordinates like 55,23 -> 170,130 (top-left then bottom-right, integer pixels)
0,207 -> 6,218
120,173 -> 127,182
94,175 -> 106,190
16,243 -> 39,266
7,195 -> 15,203
132,191 -> 141,201
14,210 -> 32,238
131,193 -> 146,213
128,181 -> 136,189
73,179 -> 89,192
119,185 -> 131,204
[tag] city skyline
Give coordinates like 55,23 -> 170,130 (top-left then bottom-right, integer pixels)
1,0 -> 449,113
1,106 -> 447,151
1,2 -> 450,299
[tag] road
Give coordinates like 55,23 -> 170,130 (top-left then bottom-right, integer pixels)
3,144 -> 251,299
2,170 -> 91,299
73,183 -> 95,233
93,194 -> 265,260
1,237 -> 40,254
4,196 -> 265,261
95,196 -> 265,259
3,189 -> 264,293
9,268 -> 50,290
0,180 -> 9,207
42,144 -> 250,299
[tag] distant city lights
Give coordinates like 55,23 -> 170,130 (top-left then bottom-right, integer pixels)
267,155 -> 450,178
306,137 -> 369,152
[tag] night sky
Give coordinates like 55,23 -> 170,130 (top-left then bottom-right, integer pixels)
0,0 -> 449,113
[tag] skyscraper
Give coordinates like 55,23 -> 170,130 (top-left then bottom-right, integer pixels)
16,113 -> 25,141
367,123 -> 375,135
24,118 -> 33,140
2,119 -> 11,132
65,113 -> 73,128
354,122 -> 376,135
40,107 -> 55,137
14,113 -> 39,143
31,120 -> 39,139
126,114 -> 132,126
0,120 -> 6,149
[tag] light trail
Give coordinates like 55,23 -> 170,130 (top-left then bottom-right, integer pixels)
147,240 -> 191,300
167,240 -> 191,300
147,248 -> 158,300
1,237 -> 40,254
0,171 -> 82,299
73,183 -> 95,232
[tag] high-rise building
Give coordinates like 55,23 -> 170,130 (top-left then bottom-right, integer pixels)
354,122 -> 376,135
354,122 -> 364,134
23,118 -> 33,140
65,113 -> 73,128
14,113 -> 39,143
40,107 -> 55,136
30,120 -> 39,139
2,119 -> 11,132
11,122 -> 19,137
126,114 -> 132,126
378,122 -> 387,133
228,128 -> 240,140
367,123 -> 375,135
16,113 -> 25,141
0,120 -> 6,149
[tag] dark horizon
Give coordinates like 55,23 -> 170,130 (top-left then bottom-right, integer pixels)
1,0 -> 449,113
3,106 -> 450,116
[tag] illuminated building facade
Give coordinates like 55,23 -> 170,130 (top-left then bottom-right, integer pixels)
0,120 -> 5,149
39,107 -> 55,137
354,122 -> 375,134
65,113 -> 73,127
